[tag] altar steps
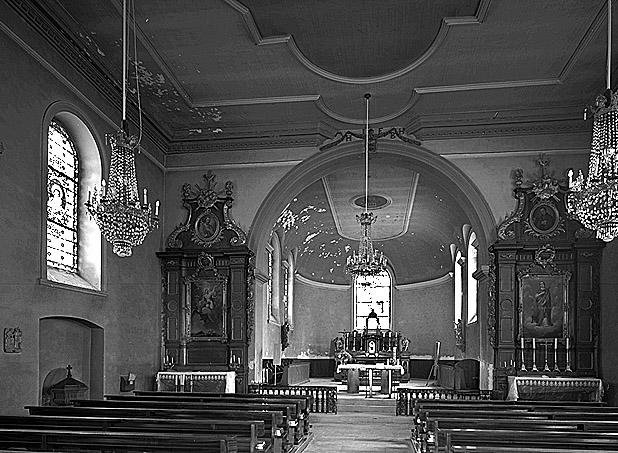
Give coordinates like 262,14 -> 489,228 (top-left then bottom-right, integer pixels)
338,393 -> 396,414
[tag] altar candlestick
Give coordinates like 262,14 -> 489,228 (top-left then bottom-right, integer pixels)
520,339 -> 527,371
543,341 -> 550,371
532,338 -> 538,371
521,336 -> 524,350
155,200 -> 160,216
565,337 -> 572,372
553,338 -> 560,372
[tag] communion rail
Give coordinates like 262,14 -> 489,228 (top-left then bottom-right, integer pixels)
248,384 -> 337,414
396,388 -> 493,416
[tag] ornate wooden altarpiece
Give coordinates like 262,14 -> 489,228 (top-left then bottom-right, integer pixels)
157,171 -> 254,392
489,157 -> 604,398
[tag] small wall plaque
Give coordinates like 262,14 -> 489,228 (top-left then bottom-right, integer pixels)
4,327 -> 22,353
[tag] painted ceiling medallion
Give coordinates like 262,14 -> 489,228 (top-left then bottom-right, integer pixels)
352,194 -> 391,210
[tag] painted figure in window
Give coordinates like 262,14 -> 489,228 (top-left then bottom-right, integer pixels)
532,281 -> 552,327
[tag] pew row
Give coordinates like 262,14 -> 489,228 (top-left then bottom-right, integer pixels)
0,427 -> 238,452
71,398 -> 302,446
27,405 -> 282,453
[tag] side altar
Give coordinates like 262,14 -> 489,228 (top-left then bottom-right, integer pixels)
490,158 -> 605,400
158,172 -> 253,392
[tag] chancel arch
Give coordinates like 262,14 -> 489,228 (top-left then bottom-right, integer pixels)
249,140 -> 496,383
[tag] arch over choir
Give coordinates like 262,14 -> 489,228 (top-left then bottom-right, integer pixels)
41,103 -> 104,293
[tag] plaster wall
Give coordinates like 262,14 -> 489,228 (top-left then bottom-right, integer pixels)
0,30 -> 164,414
283,276 -> 454,358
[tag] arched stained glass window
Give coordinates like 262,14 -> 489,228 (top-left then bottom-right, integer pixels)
47,120 -> 79,272
354,270 -> 391,331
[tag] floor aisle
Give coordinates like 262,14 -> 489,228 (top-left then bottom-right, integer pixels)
303,394 -> 413,453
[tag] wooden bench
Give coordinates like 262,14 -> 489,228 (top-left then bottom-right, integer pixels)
134,390 -> 312,416
436,428 -> 618,452
415,407 -> 618,453
0,427 -> 238,452
72,398 -> 301,445
0,414 -> 269,453
426,417 -> 618,453
28,405 -> 286,452
110,392 -> 311,436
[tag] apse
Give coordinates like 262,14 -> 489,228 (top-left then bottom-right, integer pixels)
276,153 -> 473,286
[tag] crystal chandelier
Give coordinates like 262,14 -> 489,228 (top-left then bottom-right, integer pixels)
86,0 -> 159,257
567,0 -> 618,242
345,94 -> 388,277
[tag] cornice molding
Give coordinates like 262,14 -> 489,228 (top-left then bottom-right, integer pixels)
394,273 -> 452,291
413,119 -> 590,141
295,273 -> 350,291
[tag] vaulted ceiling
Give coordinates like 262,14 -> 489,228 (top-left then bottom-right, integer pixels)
277,154 -> 471,285
29,0 -> 608,150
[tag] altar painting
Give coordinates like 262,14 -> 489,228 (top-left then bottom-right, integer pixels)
187,278 -> 227,341
519,273 -> 569,339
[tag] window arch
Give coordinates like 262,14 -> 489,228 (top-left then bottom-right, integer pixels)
467,231 -> 478,324
353,270 -> 392,331
454,250 -> 463,325
43,108 -> 103,293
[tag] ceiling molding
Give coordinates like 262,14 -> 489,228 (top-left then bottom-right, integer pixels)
3,0 -> 171,155
193,94 -> 320,108
108,0 -> 193,108
322,173 -> 420,241
168,134 -> 322,154
413,119 -> 590,141
557,1 -> 606,83
414,78 -> 561,95
223,0 -> 491,84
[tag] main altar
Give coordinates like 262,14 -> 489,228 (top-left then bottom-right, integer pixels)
332,315 -> 411,384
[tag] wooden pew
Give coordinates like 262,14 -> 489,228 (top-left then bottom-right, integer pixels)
428,418 -> 618,453
415,407 -> 618,453
71,398 -> 300,446
27,405 -> 285,452
436,428 -> 618,452
0,427 -> 238,452
110,392 -> 311,436
0,414 -> 268,453
134,390 -> 311,416
73,397 -> 301,443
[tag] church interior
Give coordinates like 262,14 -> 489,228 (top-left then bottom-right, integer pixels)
3,0 -> 618,451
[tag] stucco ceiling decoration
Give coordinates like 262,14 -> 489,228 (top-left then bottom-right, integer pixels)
233,0 -> 483,81
322,169 -> 420,241
19,0 -> 611,146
